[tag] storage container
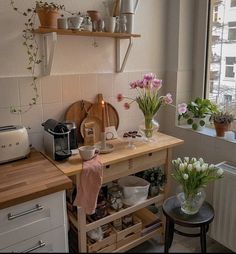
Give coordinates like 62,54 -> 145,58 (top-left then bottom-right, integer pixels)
118,176 -> 150,206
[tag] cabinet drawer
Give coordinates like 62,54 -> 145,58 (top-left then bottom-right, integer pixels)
131,150 -> 167,173
0,226 -> 68,253
0,191 -> 67,249
103,160 -> 130,183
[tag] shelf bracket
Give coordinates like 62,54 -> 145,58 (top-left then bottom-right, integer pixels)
42,32 -> 57,75
116,37 -> 133,73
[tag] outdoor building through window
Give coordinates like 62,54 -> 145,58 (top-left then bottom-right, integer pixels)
206,0 -> 236,114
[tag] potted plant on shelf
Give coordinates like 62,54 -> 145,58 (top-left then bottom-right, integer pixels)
178,97 -> 218,130
211,111 -> 234,137
9,1 -> 67,113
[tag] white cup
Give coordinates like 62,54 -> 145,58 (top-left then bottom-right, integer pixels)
57,18 -> 68,29
104,16 -> 116,33
79,145 -> 99,161
120,0 -> 139,14
67,16 -> 84,30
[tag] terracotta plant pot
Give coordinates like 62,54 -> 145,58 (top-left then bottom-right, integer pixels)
214,121 -> 231,137
87,10 -> 101,22
36,8 -> 60,29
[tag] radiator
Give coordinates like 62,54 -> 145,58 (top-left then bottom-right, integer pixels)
208,161 -> 236,252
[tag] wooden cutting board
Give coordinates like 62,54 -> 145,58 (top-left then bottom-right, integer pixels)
64,100 -> 93,143
87,94 -> 119,130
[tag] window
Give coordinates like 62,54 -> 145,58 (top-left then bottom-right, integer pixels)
231,0 -> 236,7
206,0 -> 236,112
228,22 -> 236,41
225,57 -> 236,78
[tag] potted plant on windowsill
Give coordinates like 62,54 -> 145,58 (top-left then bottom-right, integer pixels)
178,97 -> 218,130
211,111 -> 235,137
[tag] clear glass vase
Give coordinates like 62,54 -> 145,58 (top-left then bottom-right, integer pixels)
139,115 -> 159,140
177,189 -> 206,215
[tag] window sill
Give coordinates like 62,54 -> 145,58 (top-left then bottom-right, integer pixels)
177,124 -> 236,144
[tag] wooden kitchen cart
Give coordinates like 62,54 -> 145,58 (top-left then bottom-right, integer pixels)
51,132 -> 184,252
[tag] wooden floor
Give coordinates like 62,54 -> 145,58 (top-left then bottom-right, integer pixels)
128,234 -> 233,253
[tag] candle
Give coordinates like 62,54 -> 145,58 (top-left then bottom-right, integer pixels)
101,100 -> 106,132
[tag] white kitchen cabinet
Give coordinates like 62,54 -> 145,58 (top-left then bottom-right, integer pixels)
0,191 -> 68,252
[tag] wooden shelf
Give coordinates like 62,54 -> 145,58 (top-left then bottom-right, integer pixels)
33,28 -> 141,39
33,28 -> 141,74
86,194 -> 164,232
113,227 -> 163,253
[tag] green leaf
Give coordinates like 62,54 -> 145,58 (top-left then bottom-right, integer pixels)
187,118 -> 193,125
192,123 -> 198,130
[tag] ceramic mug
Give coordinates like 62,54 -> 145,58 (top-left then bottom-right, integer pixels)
79,145 -> 99,161
104,16 -> 116,33
67,16 -> 84,30
57,17 -> 68,29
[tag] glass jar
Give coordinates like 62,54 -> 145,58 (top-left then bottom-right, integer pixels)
107,185 -> 123,211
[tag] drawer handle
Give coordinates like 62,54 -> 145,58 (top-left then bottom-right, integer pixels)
106,165 -> 110,169
21,240 -> 46,253
148,153 -> 153,156
8,204 -> 44,220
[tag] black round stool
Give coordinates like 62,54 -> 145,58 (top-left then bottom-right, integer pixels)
162,196 -> 214,253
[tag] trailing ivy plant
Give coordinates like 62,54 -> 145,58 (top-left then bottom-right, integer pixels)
9,1 -> 70,114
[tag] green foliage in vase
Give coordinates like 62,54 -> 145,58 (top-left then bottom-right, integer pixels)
172,157 -> 223,199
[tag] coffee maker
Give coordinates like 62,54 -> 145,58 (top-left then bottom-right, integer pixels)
42,119 -> 72,161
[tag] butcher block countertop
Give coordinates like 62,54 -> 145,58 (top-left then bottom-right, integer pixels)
51,132 -> 184,176
0,149 -> 72,209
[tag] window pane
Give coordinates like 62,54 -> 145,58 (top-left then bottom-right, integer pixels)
231,0 -> 236,7
206,0 -> 236,112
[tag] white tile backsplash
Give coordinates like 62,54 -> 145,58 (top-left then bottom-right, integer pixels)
0,77 -> 19,108
62,75 -> 81,102
19,77 -> 42,106
80,74 -> 98,101
41,75 -> 62,104
0,107 -> 21,126
42,102 -> 64,122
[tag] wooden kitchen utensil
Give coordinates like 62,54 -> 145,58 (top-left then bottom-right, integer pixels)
88,94 -> 119,130
64,100 -> 93,143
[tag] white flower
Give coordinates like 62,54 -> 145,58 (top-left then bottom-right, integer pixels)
191,157 -> 197,163
199,158 -> 204,165
201,163 -> 208,171
184,162 -> 188,169
177,158 -> 182,164
196,165 -> 202,172
183,173 -> 189,180
209,164 -> 215,170
187,164 -> 193,171
217,168 -> 223,176
179,163 -> 185,171
184,157 -> 189,163
193,161 -> 200,168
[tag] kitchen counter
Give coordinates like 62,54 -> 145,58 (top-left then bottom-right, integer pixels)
0,149 -> 72,209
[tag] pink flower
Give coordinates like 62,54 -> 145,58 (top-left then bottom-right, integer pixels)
178,103 -> 187,114
130,81 -> 138,89
163,93 -> 173,104
152,79 -> 162,90
144,73 -> 156,81
117,93 -> 123,102
124,102 -> 130,110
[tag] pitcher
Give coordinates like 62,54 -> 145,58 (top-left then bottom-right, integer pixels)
120,0 -> 139,14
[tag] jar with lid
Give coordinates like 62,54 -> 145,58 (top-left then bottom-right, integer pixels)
107,185 -> 123,211
119,15 -> 127,33
83,16 -> 93,32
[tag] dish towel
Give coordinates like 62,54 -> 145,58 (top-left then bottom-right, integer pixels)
73,155 -> 103,215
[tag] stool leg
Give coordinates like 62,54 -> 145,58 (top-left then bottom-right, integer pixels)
200,225 -> 207,253
164,217 -> 174,253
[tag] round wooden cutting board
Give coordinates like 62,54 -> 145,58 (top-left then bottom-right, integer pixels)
88,94 -> 119,130
64,100 -> 93,143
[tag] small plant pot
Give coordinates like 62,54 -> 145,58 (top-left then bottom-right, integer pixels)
37,8 -> 60,28
214,121 -> 231,137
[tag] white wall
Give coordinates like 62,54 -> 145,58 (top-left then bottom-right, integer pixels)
0,0 -> 168,150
